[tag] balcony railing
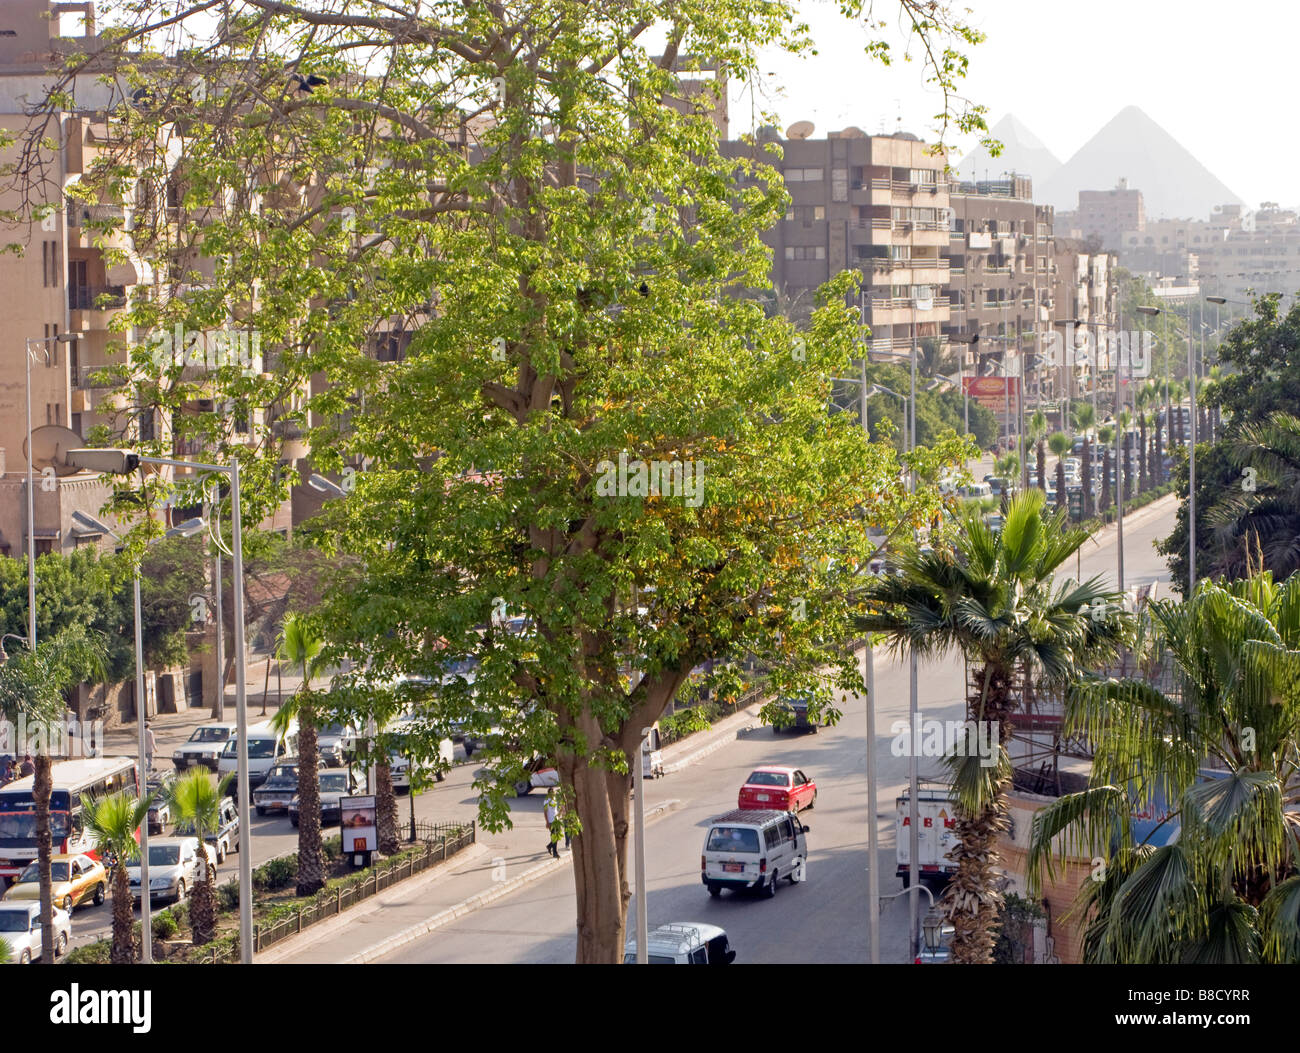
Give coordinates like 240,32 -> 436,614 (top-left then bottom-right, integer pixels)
869,296 -> 951,311
66,203 -> 130,228
72,364 -> 121,389
69,285 -> 127,310
868,258 -> 950,273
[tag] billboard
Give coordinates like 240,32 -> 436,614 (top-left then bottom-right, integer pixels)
962,376 -> 1020,418
340,795 -> 378,855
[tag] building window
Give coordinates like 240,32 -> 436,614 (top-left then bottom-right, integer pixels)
784,246 -> 825,261
784,205 -> 825,224
784,168 -> 823,183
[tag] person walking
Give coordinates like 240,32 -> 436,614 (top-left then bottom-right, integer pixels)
543,792 -> 560,858
143,722 -> 156,774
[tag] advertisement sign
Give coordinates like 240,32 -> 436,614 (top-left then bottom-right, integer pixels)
340,795 -> 377,855
962,376 -> 1020,417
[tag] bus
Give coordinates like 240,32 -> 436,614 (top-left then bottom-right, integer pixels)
0,757 -> 139,882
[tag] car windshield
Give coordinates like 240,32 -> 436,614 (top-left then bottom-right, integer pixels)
319,724 -> 346,738
0,811 -> 69,841
147,845 -> 181,866
188,727 -> 230,743
0,911 -> 29,932
744,771 -> 789,787
267,767 -> 297,782
224,738 -> 277,759
621,953 -> 676,964
17,861 -> 69,883
707,827 -> 760,853
319,773 -> 349,793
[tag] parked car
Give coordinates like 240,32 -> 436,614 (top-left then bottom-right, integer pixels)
171,722 -> 236,772
0,901 -> 70,962
2,853 -> 106,913
289,767 -> 360,828
146,770 -> 177,835
737,766 -> 817,813
701,809 -> 809,898
984,512 -> 1005,531
316,723 -> 352,768
127,837 -> 217,905
252,760 -> 309,815
176,796 -> 239,863
218,719 -> 298,798
623,922 -> 736,964
771,694 -> 821,734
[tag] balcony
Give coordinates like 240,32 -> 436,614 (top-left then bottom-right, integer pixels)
72,364 -> 122,389
66,203 -> 130,229
69,285 -> 127,311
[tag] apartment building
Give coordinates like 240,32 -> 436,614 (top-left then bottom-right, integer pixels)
722,123 -> 951,360
1077,179 -> 1145,252
944,175 -> 1055,431
1052,239 -> 1118,405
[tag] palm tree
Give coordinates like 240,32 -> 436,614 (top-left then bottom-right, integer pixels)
165,768 -> 233,944
856,489 -> 1128,963
0,626 -> 105,965
1205,366 -> 1224,443
1074,404 -> 1096,519
1117,409 -> 1134,502
1207,412 -> 1300,581
274,612 -> 328,896
80,791 -> 150,963
1029,410 -> 1048,492
1048,432 -> 1071,514
994,452 -> 1019,482
1028,572 -> 1300,962
1098,425 -> 1115,513
1134,388 -> 1151,493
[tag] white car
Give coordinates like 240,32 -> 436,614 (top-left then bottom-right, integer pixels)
172,722 -> 236,771
0,901 -> 70,963
623,922 -> 735,964
127,836 -> 218,905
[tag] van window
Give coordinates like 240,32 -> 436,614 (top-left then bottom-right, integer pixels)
783,818 -> 796,841
690,947 -> 708,964
764,826 -> 780,850
707,827 -> 759,853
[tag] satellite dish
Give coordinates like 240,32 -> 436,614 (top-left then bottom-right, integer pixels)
24,425 -> 86,476
786,120 -> 814,140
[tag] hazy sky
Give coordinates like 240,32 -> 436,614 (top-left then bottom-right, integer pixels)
739,0 -> 1293,210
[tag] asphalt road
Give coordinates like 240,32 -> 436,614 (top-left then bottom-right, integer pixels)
377,497 -> 1177,963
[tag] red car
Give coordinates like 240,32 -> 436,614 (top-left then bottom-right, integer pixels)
737,766 -> 817,812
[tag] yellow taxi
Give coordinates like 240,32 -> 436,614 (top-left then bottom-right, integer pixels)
2,853 -> 107,913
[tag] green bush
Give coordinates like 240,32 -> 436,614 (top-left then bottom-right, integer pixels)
64,939 -> 112,964
152,910 -> 178,940
253,855 -> 297,891
217,880 -> 240,913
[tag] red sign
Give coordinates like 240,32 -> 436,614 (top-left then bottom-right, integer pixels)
962,376 -> 1020,417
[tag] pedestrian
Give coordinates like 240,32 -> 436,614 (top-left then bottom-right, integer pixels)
0,757 -> 12,785
18,753 -> 34,778
543,792 -> 560,858
144,722 -> 156,773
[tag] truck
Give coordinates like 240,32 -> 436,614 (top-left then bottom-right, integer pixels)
896,788 -> 958,887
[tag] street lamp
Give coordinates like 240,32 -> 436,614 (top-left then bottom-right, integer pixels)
24,333 -> 82,652
65,447 -> 254,963
71,510 -> 205,964
308,473 -> 346,498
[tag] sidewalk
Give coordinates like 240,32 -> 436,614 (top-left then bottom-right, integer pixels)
258,696 -> 769,963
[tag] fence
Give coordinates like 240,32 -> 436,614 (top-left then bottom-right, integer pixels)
199,821 -> 475,962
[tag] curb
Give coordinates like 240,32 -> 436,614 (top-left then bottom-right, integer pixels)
253,841 -> 489,963
337,798 -> 682,964
661,704 -> 765,774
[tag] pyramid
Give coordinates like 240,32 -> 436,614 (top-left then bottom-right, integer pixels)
1039,106 -> 1242,219
956,114 -> 1062,186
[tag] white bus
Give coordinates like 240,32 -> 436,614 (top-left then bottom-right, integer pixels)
0,756 -> 140,882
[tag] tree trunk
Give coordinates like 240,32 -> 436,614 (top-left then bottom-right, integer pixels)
375,757 -> 399,855
34,754 -> 53,964
948,663 -> 1014,965
1100,448 -> 1112,512
567,751 -> 631,963
295,689 -> 324,895
1081,439 -> 1093,519
111,856 -> 136,964
189,826 -> 217,945
1036,439 -> 1046,492
1138,416 -> 1148,492
1056,460 -> 1066,514
1154,418 -> 1164,485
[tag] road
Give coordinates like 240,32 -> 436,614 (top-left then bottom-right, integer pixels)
376,496 -> 1177,963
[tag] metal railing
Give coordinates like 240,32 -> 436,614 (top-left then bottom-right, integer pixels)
66,203 -> 130,228
69,285 -> 127,310
199,821 -> 476,962
71,363 -> 121,388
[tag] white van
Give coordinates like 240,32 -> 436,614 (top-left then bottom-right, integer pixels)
217,719 -> 298,795
701,809 -> 809,898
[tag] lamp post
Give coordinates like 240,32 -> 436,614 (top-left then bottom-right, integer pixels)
24,333 -> 82,651
65,447 -> 253,962
71,511 -> 206,964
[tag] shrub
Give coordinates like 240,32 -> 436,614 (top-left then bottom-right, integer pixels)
64,939 -> 112,964
253,855 -> 297,891
217,880 -> 240,913
152,910 -> 178,940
